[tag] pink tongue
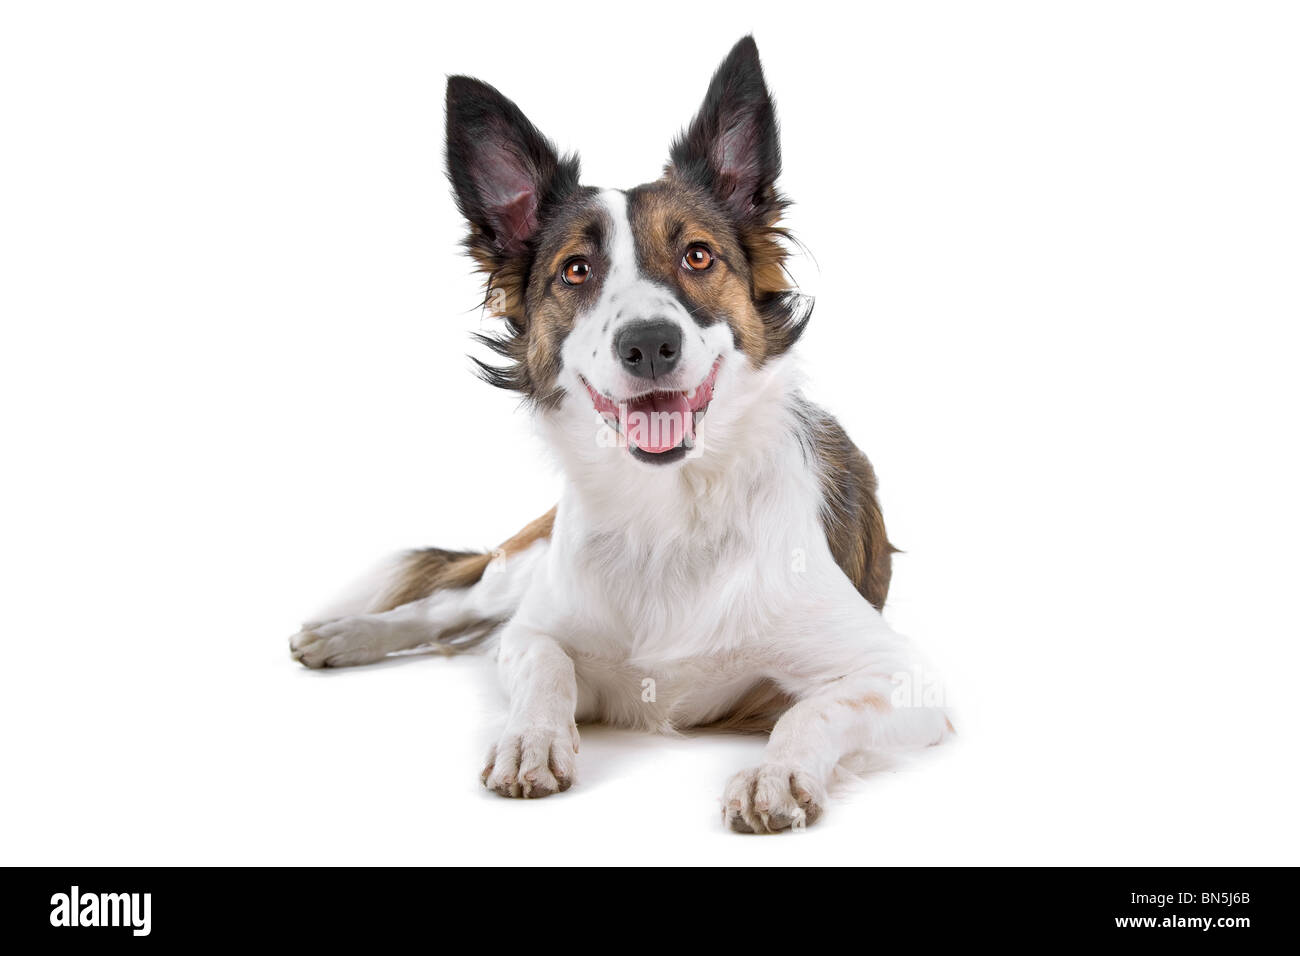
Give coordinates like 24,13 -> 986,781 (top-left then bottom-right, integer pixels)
624,391 -> 693,454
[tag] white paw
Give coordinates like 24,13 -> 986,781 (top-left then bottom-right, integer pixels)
289,618 -> 386,669
722,764 -> 826,834
481,724 -> 579,799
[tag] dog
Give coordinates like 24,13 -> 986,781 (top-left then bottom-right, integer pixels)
290,36 -> 951,833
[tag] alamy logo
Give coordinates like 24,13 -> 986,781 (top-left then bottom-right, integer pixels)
49,885 -> 151,937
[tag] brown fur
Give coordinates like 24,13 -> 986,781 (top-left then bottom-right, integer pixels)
516,197 -> 608,406
469,189 -> 603,406
374,507 -> 557,613
628,177 -> 803,365
373,549 -> 493,614
797,404 -> 896,610
838,694 -> 891,713
704,679 -> 796,734
499,506 -> 557,557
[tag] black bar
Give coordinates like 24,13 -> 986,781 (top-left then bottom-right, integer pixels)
3,867 -> 1285,944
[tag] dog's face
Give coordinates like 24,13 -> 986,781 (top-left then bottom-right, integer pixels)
446,37 -> 808,468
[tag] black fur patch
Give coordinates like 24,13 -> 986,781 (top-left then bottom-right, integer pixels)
668,36 -> 783,225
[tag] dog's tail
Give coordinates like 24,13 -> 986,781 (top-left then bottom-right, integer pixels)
290,508 -> 554,668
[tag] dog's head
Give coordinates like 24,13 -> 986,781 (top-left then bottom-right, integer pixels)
446,36 -> 808,468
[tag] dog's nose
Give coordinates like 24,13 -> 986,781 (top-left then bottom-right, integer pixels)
615,319 -> 682,380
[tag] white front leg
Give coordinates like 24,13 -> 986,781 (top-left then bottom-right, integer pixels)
481,622 -> 581,799
724,607 -> 951,833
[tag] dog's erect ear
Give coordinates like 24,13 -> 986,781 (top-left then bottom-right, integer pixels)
445,76 -> 579,257
669,36 -> 781,222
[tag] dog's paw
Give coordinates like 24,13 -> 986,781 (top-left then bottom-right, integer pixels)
289,618 -> 384,669
722,764 -> 826,834
481,724 -> 579,799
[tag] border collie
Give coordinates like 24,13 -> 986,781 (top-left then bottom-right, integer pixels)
291,36 -> 951,833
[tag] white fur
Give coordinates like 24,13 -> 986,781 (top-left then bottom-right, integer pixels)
488,192 -> 948,828
295,191 -> 949,830
559,190 -> 730,406
290,541 -> 546,669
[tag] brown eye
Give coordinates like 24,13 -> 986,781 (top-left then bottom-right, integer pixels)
682,244 -> 714,271
562,258 -> 591,285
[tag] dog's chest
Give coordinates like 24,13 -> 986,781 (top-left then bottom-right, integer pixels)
561,511 -> 817,661
545,436 -> 834,682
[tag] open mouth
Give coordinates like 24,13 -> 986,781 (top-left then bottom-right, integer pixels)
581,357 -> 721,463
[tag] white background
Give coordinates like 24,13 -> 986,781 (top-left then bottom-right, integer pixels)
2,1 -> 1297,865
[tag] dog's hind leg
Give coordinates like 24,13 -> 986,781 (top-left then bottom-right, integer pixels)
290,509 -> 553,669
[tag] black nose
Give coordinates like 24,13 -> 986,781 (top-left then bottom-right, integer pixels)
615,319 -> 682,380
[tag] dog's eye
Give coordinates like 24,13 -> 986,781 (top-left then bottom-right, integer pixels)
682,244 -> 714,272
561,258 -> 592,286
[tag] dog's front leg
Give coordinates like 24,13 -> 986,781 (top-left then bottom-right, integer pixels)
723,667 -> 950,833
481,623 -> 580,799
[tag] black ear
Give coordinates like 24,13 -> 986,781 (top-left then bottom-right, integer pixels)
669,36 -> 781,222
445,76 -> 579,257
